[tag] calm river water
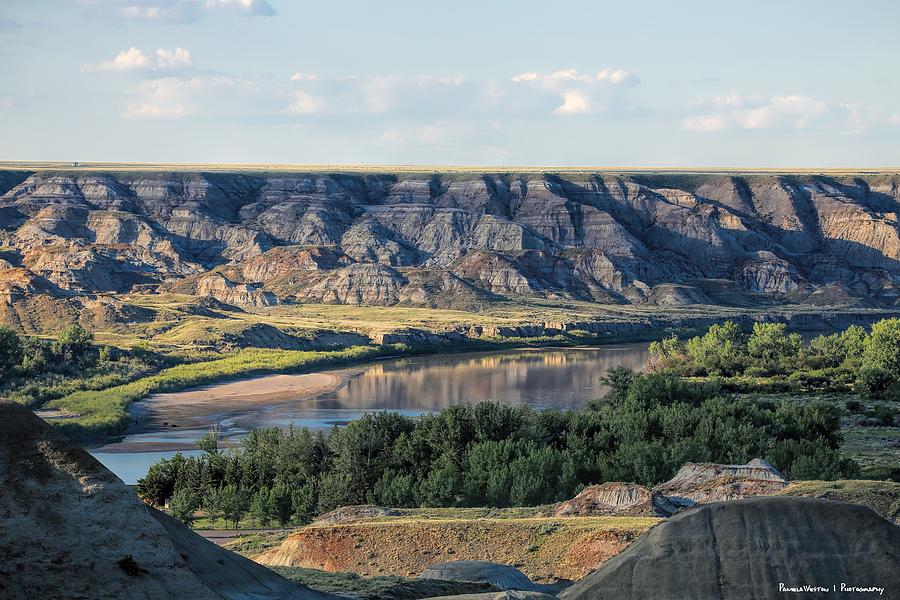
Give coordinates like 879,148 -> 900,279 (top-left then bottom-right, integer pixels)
91,344 -> 648,483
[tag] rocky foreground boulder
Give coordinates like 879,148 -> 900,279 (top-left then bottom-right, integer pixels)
559,496 -> 900,600
0,401 -> 335,600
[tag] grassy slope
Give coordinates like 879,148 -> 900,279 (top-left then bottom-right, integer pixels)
252,514 -> 660,582
778,480 -> 900,522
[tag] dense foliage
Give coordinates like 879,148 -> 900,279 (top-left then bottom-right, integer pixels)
137,371 -> 856,526
649,319 -> 900,399
0,325 -> 162,408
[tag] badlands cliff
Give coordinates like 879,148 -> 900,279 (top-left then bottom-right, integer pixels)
0,169 -> 897,337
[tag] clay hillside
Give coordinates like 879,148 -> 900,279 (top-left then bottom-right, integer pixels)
0,400 -> 337,600
560,497 -> 900,600
0,170 -> 898,329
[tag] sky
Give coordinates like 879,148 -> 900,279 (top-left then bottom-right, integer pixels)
1,0 -> 899,166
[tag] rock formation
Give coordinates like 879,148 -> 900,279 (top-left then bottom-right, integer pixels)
559,496 -> 900,600
652,458 -> 788,507
420,561 -> 565,594
551,482 -> 677,517
1,170 -> 897,312
0,400 -> 336,600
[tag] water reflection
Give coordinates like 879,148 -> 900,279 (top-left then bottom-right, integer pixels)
91,344 -> 648,482
313,346 -> 648,412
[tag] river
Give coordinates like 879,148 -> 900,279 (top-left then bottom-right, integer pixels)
90,344 -> 649,483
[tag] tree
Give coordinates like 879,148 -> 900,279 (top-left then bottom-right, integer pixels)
53,325 -> 94,365
203,487 -> 223,528
864,318 -> 900,376
250,487 -> 272,527
269,482 -> 294,527
685,321 -> 746,376
218,485 -> 249,529
290,484 -> 318,525
20,337 -> 51,375
196,425 -> 221,456
747,322 -> 802,374
136,455 -> 180,506
0,326 -> 22,381
170,488 -> 200,526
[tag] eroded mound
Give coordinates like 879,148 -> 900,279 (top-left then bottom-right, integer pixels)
560,497 -> 900,600
0,401 -> 334,600
552,482 -> 677,517
652,457 -> 788,507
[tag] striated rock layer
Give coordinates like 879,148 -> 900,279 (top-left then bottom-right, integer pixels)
652,458 -> 789,507
0,170 -> 898,310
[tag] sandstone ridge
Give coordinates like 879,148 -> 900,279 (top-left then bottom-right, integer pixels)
1,170 -> 897,315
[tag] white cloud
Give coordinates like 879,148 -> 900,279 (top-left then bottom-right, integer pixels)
113,69 -> 644,123
510,67 -> 640,116
123,76 -> 250,118
681,114 -> 728,132
888,114 -> 900,126
285,90 -> 323,114
287,75 -> 475,116
682,94 -> 866,133
85,47 -> 192,72
78,0 -> 275,23
554,91 -> 590,115
0,98 -> 12,109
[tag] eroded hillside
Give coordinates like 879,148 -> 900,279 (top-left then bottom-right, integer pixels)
0,170 -> 898,330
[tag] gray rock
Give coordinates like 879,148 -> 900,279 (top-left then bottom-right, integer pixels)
421,560 -> 565,594
559,496 -> 900,600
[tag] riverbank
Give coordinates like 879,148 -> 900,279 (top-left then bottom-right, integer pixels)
39,307 -> 898,444
88,345 -> 650,478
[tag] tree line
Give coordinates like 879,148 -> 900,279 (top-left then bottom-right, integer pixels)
649,318 -> 900,398
137,368 -> 857,527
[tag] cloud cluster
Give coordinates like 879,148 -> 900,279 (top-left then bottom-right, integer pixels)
85,47 -> 193,72
76,0 -> 274,23
123,76 -> 257,118
682,94 -> 864,133
510,68 -> 640,115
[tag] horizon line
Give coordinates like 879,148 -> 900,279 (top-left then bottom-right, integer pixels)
1,160 -> 900,174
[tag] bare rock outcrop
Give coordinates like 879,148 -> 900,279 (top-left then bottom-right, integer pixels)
552,482 -> 678,517
652,458 -> 788,507
1,170 -> 898,310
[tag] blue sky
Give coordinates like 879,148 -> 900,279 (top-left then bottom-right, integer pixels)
1,0 -> 899,166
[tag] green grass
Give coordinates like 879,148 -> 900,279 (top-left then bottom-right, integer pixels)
778,480 -> 900,522
48,345 -> 387,439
